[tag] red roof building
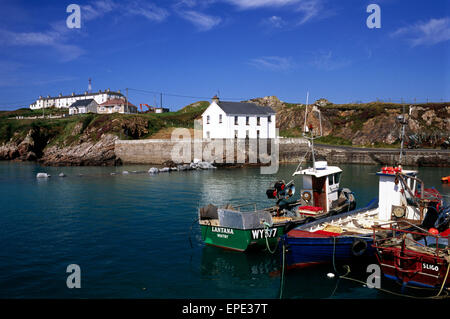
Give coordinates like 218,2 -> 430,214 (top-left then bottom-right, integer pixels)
98,98 -> 137,114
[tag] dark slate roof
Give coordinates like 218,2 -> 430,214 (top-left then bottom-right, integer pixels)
40,91 -> 123,100
69,99 -> 96,108
217,101 -> 276,115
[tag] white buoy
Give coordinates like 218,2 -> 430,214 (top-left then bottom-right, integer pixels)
327,273 -> 335,279
36,173 -> 50,178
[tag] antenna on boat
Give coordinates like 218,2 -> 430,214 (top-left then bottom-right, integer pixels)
302,92 -> 323,172
397,104 -> 408,165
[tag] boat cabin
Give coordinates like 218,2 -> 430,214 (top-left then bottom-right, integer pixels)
293,161 -> 342,213
376,166 -> 422,221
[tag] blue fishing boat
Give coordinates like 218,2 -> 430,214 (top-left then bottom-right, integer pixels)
281,166 -> 444,269
282,199 -> 379,269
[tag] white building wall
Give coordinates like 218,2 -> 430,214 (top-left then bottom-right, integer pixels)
202,102 -> 276,139
202,102 -> 229,139
30,92 -> 125,110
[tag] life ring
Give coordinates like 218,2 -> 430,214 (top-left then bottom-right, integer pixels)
351,238 -> 368,257
302,191 -> 312,201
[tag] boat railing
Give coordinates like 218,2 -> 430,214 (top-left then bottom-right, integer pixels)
233,203 -> 258,212
372,221 -> 449,257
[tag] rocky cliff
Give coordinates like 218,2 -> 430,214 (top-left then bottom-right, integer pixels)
248,97 -> 449,147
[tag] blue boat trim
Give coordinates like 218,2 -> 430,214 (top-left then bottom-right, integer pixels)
281,198 -> 380,268
383,274 -> 436,289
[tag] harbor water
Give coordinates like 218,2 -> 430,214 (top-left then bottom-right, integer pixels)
0,162 -> 449,299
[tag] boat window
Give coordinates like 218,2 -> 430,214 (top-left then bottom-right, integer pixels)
329,175 -> 334,185
334,173 -> 341,184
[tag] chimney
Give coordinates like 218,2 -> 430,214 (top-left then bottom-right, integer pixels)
39,95 -> 42,99
107,88 -> 110,92
85,91 -> 88,95
212,95 -> 219,104
117,90 -> 121,94
72,92 -> 75,96
59,93 -> 62,97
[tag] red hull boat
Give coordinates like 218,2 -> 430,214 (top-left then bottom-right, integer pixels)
373,224 -> 450,289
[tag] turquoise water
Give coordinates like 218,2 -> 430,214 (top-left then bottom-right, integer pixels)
0,162 -> 448,299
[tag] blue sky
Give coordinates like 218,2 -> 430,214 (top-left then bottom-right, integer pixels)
0,0 -> 449,110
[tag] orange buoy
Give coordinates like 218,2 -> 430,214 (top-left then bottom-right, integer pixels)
441,176 -> 450,183
428,228 -> 439,235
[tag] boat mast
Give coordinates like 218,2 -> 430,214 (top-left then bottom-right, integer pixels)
303,92 -> 320,172
398,104 -> 408,165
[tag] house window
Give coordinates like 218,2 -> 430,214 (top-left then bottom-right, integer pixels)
206,131 -> 210,139
246,130 -> 249,139
246,116 -> 249,125
268,116 -> 272,123
207,115 -> 210,124
257,117 -> 260,126
257,130 -> 260,139
234,130 -> 238,139
219,114 -> 222,124
234,116 -> 238,125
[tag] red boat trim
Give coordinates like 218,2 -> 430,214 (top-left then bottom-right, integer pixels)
380,263 -> 440,279
287,261 -> 328,270
288,229 -> 341,238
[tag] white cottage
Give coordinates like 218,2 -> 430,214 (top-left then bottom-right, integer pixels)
202,96 -> 276,139
68,99 -> 99,115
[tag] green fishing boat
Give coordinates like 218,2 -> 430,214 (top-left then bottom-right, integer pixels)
198,170 -> 356,252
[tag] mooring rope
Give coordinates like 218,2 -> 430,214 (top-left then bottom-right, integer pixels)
337,265 -> 449,299
279,241 -> 287,299
263,222 -> 278,254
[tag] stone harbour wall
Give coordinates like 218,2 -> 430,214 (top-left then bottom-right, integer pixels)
115,138 -> 450,167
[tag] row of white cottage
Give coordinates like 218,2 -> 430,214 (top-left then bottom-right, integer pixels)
201,96 -> 276,139
30,89 -> 138,115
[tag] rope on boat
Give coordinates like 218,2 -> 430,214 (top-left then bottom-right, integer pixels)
337,265 -> 449,299
331,236 -> 449,299
263,222 -> 278,254
188,217 -> 199,248
436,263 -> 450,297
279,240 -> 287,299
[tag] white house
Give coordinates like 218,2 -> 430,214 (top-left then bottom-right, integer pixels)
30,89 -> 125,110
98,98 -> 138,114
202,96 -> 276,139
68,99 -> 99,115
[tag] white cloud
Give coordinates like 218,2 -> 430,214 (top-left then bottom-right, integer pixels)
249,56 -> 295,71
295,0 -> 322,25
226,0 -> 325,26
263,16 -> 286,28
125,1 -> 170,22
180,10 -> 222,31
310,51 -> 350,71
391,17 -> 450,47
225,0 -> 302,9
0,29 -> 85,62
0,0 -> 169,62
